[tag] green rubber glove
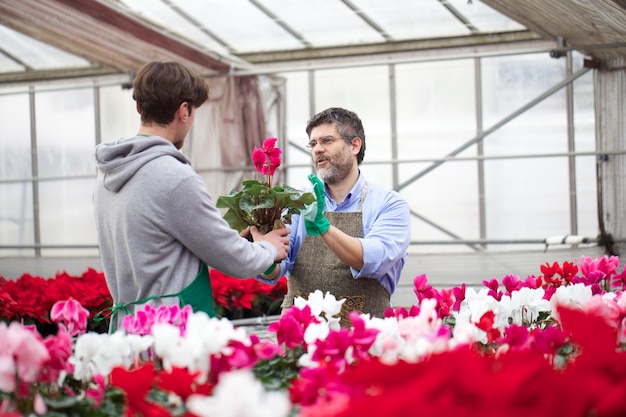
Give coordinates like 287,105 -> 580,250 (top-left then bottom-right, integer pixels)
303,173 -> 331,236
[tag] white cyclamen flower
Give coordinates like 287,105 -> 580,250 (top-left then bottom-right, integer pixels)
295,290 -> 344,329
551,283 -> 593,310
152,312 -> 249,382
186,369 -> 291,417
365,316 -> 404,364
71,331 -> 151,381
508,287 -> 552,325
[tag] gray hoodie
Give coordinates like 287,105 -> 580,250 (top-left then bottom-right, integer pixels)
94,136 -> 276,316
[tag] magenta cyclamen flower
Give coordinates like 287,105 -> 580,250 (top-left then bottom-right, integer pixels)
50,298 -> 90,336
451,283 -> 466,312
253,137 -> 282,177
413,274 -> 438,303
122,304 -> 192,336
41,326 -> 73,384
268,305 -> 319,349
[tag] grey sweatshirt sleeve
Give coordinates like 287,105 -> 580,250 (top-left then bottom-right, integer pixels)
163,174 -> 276,277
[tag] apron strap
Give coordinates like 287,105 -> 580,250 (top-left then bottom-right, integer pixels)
94,263 -> 215,333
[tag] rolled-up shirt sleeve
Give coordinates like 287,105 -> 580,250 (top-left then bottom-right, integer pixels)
352,189 -> 410,294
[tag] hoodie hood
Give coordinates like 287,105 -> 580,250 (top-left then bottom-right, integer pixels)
95,136 -> 190,192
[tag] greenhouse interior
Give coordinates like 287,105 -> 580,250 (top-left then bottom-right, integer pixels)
2,1 -> 626,416
3,0 -> 626,304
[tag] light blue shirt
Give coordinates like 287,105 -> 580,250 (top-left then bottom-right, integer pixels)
257,172 -> 411,295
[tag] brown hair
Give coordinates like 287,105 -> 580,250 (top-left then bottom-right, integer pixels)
132,61 -> 209,125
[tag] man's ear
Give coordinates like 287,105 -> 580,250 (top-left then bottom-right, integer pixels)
351,137 -> 362,155
178,101 -> 191,121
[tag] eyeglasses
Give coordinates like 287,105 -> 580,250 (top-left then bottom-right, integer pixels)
306,135 -> 343,149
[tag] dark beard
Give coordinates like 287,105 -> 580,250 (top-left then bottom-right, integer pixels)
317,153 -> 353,185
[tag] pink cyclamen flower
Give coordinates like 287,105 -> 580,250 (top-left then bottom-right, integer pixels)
252,147 -> 267,175
50,298 -> 90,336
41,326 -> 73,383
123,303 -> 192,336
86,374 -> 106,407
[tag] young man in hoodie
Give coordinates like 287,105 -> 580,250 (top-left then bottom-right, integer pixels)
93,61 -> 290,329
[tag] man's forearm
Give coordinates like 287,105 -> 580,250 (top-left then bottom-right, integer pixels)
321,226 -> 364,270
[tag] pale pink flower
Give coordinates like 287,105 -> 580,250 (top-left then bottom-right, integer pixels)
33,392 -> 47,415
0,322 -> 50,386
0,355 -> 16,392
582,293 -> 623,328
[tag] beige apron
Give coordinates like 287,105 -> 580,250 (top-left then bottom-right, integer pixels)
282,183 -> 390,325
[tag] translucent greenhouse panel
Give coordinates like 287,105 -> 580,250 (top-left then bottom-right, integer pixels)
0,93 -> 31,180
352,0 -> 470,39
573,69 -> 598,238
483,156 -> 571,247
573,70 -> 596,152
399,157 -> 480,254
0,93 -> 34,255
575,156 -> 599,238
0,183 -> 35,256
481,53 -> 575,250
169,0 -> 303,53
118,0 -> 232,57
395,59 -> 478,253
35,88 -> 96,177
481,53 -> 567,135
283,71 -> 313,190
257,0 -> 384,48
38,179 -> 98,256
446,0 -> 526,32
99,86 -> 138,143
314,65 -> 392,162
395,59 -> 477,160
0,25 -> 90,71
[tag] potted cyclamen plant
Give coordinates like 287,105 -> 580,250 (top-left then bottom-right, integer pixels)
216,137 -> 315,234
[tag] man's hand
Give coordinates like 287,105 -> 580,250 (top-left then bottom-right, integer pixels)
303,173 -> 331,236
249,225 -> 290,262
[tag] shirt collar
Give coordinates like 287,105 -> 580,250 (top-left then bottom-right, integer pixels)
329,170 -> 363,207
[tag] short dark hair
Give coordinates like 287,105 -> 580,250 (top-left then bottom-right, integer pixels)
305,107 -> 366,164
132,61 -> 209,125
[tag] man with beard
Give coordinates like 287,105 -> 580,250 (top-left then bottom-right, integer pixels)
257,107 -> 410,323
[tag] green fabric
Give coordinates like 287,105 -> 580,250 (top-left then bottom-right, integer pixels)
177,263 -> 216,318
262,263 -> 277,276
304,173 -> 331,236
95,263 -> 216,333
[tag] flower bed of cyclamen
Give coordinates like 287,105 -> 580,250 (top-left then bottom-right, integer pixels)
2,254 -> 626,417
0,267 -> 287,326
